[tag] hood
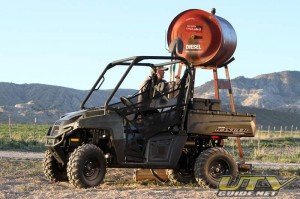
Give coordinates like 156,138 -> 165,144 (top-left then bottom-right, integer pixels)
60,110 -> 87,121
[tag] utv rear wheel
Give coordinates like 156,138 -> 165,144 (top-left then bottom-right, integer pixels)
67,144 -> 106,188
194,147 -> 237,188
43,150 -> 68,182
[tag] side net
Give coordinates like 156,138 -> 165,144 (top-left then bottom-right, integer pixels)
109,71 -> 189,139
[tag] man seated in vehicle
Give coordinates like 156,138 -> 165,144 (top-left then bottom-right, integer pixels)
138,66 -> 169,107
123,66 -> 169,161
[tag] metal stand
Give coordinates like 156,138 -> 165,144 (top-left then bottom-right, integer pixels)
212,61 -> 244,162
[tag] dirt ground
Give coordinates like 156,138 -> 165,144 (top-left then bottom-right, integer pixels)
0,151 -> 299,199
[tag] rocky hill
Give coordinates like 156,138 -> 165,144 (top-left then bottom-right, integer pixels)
0,83 -> 134,123
195,71 -> 300,113
0,71 -> 300,128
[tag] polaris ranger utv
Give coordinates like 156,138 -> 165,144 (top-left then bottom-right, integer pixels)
43,56 -> 256,188
43,9 -> 256,188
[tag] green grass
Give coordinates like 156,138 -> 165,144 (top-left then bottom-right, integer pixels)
0,124 -> 299,163
0,124 -> 50,152
226,131 -> 300,163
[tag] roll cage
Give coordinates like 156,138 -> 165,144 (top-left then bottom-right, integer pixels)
81,56 -> 193,110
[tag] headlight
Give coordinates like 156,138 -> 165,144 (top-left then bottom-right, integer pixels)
52,129 -> 59,136
50,126 -> 60,136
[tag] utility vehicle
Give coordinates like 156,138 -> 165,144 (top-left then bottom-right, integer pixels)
43,56 -> 255,188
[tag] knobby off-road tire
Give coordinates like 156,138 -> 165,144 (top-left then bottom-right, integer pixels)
194,147 -> 237,188
43,150 -> 68,182
67,144 -> 106,188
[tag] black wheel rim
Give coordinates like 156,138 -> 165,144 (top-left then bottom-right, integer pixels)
208,159 -> 230,180
83,158 -> 100,180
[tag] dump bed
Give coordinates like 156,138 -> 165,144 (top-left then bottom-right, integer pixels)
187,98 -> 256,137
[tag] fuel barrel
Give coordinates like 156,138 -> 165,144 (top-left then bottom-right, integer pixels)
167,9 -> 237,67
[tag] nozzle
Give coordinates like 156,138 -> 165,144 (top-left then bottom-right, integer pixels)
211,8 -> 216,15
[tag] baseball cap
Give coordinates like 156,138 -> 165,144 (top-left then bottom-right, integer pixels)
151,66 -> 168,75
156,66 -> 169,71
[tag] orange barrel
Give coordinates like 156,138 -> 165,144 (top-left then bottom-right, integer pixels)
167,9 -> 237,67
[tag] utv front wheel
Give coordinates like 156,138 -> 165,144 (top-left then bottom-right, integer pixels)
43,150 -> 68,182
67,144 -> 106,188
194,147 -> 237,188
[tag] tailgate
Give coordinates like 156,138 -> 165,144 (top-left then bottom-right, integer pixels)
187,110 -> 256,137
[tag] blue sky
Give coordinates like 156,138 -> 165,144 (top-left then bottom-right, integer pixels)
1,1 -> 299,90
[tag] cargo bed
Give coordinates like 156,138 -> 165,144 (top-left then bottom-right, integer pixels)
187,109 -> 256,137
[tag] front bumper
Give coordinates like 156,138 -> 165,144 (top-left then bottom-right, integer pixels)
45,126 -> 73,164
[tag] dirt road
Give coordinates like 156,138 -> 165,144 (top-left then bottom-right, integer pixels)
1,150 -> 300,169
0,151 -> 299,199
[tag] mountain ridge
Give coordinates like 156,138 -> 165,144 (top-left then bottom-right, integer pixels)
1,70 -> 300,129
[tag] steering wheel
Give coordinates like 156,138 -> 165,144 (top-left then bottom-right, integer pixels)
120,96 -> 134,107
